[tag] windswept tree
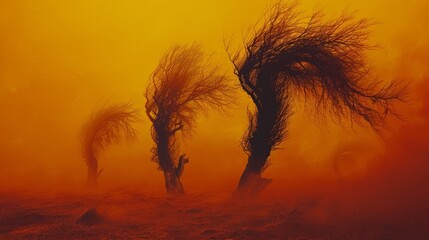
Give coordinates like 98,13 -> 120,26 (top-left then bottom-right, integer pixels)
81,103 -> 139,187
145,44 -> 234,194
227,2 -> 405,196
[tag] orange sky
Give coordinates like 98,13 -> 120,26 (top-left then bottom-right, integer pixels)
1,0 -> 428,202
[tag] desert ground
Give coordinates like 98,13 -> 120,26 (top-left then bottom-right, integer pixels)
1,189 -> 427,240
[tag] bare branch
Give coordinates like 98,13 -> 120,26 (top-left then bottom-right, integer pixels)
229,1 -> 406,173
145,43 -> 236,171
81,103 -> 139,165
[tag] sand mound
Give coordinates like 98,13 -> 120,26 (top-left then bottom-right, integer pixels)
76,208 -> 103,226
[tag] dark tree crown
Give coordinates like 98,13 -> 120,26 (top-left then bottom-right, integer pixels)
227,1 -> 406,157
145,44 -> 235,165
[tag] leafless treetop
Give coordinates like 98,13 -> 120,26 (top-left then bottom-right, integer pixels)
227,1 -> 406,153
81,103 -> 139,161
145,44 -> 235,136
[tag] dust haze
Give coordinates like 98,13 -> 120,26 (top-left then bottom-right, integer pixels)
1,0 -> 428,239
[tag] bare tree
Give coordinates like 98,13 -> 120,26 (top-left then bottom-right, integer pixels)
145,44 -> 234,194
81,103 -> 139,187
227,2 -> 406,196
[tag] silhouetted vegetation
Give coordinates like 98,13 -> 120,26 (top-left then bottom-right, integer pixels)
145,44 -> 234,194
227,1 -> 406,196
81,103 -> 139,187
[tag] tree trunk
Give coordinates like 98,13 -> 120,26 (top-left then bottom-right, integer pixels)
155,130 -> 185,194
236,155 -> 272,197
86,159 -> 98,187
163,169 -> 184,194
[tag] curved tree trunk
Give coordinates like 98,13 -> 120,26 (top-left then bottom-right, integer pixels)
237,103 -> 276,196
156,130 -> 185,194
236,155 -> 272,196
86,156 -> 98,187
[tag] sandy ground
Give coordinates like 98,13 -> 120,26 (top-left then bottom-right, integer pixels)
0,190 -> 427,240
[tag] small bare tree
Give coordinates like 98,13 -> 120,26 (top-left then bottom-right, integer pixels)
145,44 -> 234,194
227,2 -> 406,196
81,103 -> 139,187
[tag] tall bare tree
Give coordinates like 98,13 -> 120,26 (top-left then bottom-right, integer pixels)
145,44 -> 234,194
227,2 -> 406,196
81,103 -> 139,187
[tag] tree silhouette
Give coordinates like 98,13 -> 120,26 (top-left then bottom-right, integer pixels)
145,44 -> 234,194
81,103 -> 139,187
227,2 -> 406,196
